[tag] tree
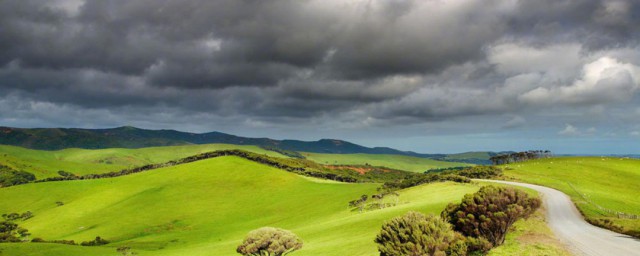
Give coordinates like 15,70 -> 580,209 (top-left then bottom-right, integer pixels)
0,221 -> 29,242
441,186 -> 541,246
236,227 -> 303,256
375,211 -> 467,256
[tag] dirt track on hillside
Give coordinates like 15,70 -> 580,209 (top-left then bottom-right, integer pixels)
478,179 -> 640,256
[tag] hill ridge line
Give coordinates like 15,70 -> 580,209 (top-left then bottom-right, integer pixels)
31,149 -> 358,185
0,126 -> 461,161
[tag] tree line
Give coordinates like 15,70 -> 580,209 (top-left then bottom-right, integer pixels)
489,150 -> 552,165
0,164 -> 35,187
33,150 -> 359,184
31,149 -> 483,187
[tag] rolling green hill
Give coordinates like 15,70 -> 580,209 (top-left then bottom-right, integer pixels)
0,154 -> 572,255
0,156 -> 473,255
303,152 -> 473,173
502,157 -> 640,236
0,144 -> 284,179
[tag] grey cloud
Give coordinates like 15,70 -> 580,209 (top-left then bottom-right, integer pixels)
0,0 -> 640,145
506,0 -> 640,49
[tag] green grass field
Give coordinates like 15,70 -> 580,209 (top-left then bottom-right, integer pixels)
0,154 -> 561,256
0,156 -> 477,255
501,157 -> 640,235
302,152 -> 472,173
0,144 -> 284,179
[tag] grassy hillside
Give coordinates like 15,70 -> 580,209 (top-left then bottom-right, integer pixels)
502,157 -> 640,236
0,144 -> 283,179
302,153 -> 472,173
0,156 -> 475,255
0,155 -> 572,255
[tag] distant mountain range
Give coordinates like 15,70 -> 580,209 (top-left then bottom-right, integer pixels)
0,126 -> 497,164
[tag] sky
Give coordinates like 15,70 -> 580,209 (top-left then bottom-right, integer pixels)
1,0 -> 639,154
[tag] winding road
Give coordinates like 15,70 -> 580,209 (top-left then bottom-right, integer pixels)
477,179 -> 640,256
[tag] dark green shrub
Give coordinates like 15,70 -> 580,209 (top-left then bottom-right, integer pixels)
375,211 -> 467,256
0,166 -> 36,187
0,221 -> 29,242
441,186 -> 541,246
2,211 -> 34,221
57,170 -> 76,177
80,236 -> 109,246
50,239 -> 77,245
31,237 -> 45,243
465,237 -> 492,255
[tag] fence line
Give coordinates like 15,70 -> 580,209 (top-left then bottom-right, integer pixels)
567,182 -> 639,219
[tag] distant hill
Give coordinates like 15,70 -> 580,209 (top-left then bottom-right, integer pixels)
0,126 -> 502,163
0,126 -> 440,156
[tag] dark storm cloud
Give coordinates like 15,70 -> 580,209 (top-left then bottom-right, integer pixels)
1,0 -> 640,144
506,0 -> 640,49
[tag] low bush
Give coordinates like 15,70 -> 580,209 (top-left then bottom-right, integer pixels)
80,236 -> 109,246
50,239 -> 77,245
375,211 -> 467,256
439,166 -> 502,179
441,186 -> 541,246
237,227 -> 303,256
31,237 -> 45,243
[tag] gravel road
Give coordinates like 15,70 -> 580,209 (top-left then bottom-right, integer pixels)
477,179 -> 640,256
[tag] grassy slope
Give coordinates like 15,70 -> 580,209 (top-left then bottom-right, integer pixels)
302,152 -> 472,173
0,144 -> 284,179
0,156 -> 482,256
0,155 -> 570,256
502,157 -> 640,234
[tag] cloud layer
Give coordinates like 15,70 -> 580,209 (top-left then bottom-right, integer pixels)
1,0 -> 639,153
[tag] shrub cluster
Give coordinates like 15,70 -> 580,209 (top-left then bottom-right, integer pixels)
441,186 -> 541,246
375,211 -> 467,256
381,173 -> 470,191
2,211 -> 33,221
80,236 -> 109,246
376,186 -> 540,255
438,166 -> 502,179
48,239 -> 77,245
0,221 -> 30,243
30,236 -> 110,246
0,165 -> 35,187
